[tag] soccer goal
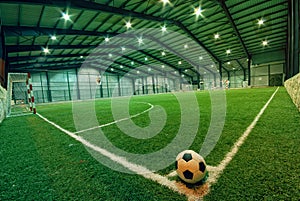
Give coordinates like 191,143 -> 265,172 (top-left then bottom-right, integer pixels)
7,73 -> 36,117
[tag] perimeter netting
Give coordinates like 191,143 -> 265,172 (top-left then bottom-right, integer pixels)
7,73 -> 36,117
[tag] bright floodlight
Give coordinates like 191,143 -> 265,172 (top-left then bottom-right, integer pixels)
161,25 -> 167,33
125,21 -> 132,29
50,35 -> 57,40
194,6 -> 204,20
226,49 -> 231,54
178,61 -> 182,65
258,18 -> 264,26
105,37 -> 110,42
137,37 -> 144,45
214,33 -> 220,39
43,47 -> 50,54
161,51 -> 166,56
62,12 -> 70,21
160,0 -> 170,7
262,40 -> 268,46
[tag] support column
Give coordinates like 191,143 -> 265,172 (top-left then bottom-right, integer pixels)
287,0 -> 299,78
219,62 -> 223,87
117,75 -> 121,96
0,23 -> 8,88
152,75 -> 155,94
75,68 -> 80,100
45,71 -> 52,102
247,57 -> 251,86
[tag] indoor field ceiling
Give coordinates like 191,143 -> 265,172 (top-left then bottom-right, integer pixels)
0,0 -> 288,79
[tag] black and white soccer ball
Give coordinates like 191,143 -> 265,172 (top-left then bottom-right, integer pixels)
175,150 -> 207,184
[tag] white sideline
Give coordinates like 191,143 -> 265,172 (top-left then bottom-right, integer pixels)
37,111 -> 181,195
74,102 -> 154,134
207,87 -> 280,186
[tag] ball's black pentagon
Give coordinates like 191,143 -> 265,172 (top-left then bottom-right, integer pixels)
182,153 -> 192,162
183,170 -> 193,180
199,162 -> 206,172
175,161 -> 178,169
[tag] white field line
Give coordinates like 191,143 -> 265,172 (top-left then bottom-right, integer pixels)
37,87 -> 279,201
7,113 -> 33,118
206,87 -> 280,186
37,111 -> 182,195
75,102 -> 154,134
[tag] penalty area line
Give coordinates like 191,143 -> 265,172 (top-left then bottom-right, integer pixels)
36,112 -> 182,196
74,102 -> 154,134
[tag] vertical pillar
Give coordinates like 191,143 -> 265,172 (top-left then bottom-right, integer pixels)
219,62 -> 223,88
75,68 -> 80,100
0,23 -> 8,88
132,78 -> 136,95
45,71 -> 52,102
40,73 -> 45,103
117,75 -> 121,96
247,57 -> 251,86
106,74 -> 110,97
145,77 -> 148,94
66,71 -> 71,100
152,75 -> 155,94
179,69 -> 183,90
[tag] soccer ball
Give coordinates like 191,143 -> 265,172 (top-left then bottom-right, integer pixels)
175,150 -> 207,184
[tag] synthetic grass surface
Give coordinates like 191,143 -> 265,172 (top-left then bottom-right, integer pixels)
1,87 -> 299,200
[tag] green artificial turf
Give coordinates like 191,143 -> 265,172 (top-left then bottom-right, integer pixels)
1,87 -> 299,200
205,87 -> 300,200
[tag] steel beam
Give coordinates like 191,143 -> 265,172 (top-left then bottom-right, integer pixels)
216,0 -> 250,59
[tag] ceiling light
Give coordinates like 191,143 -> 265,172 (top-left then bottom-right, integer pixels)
50,35 -> 57,40
160,0 -> 170,7
178,61 -> 182,65
120,65 -> 123,68
161,51 -> 166,56
110,68 -> 114,71
184,44 -> 188,49
125,20 -> 132,29
227,62 -> 231,64
108,53 -> 112,57
145,57 -> 148,61
211,65 -> 214,68
184,69 -> 188,72
80,56 -> 83,59
161,25 -> 167,33
199,56 -> 203,60
105,37 -> 110,42
131,61 -> 134,65
214,33 -> 220,39
162,65 -> 165,68
148,68 -> 151,71
181,74 -> 185,77
43,47 -> 50,54
262,40 -> 268,46
226,49 -> 231,54
194,6 -> 204,20
258,18 -> 264,26
62,12 -> 70,21
121,47 -> 126,51
137,70 -> 140,74
137,36 -> 143,45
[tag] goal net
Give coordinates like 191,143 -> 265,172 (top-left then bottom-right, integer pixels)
7,73 -> 36,117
